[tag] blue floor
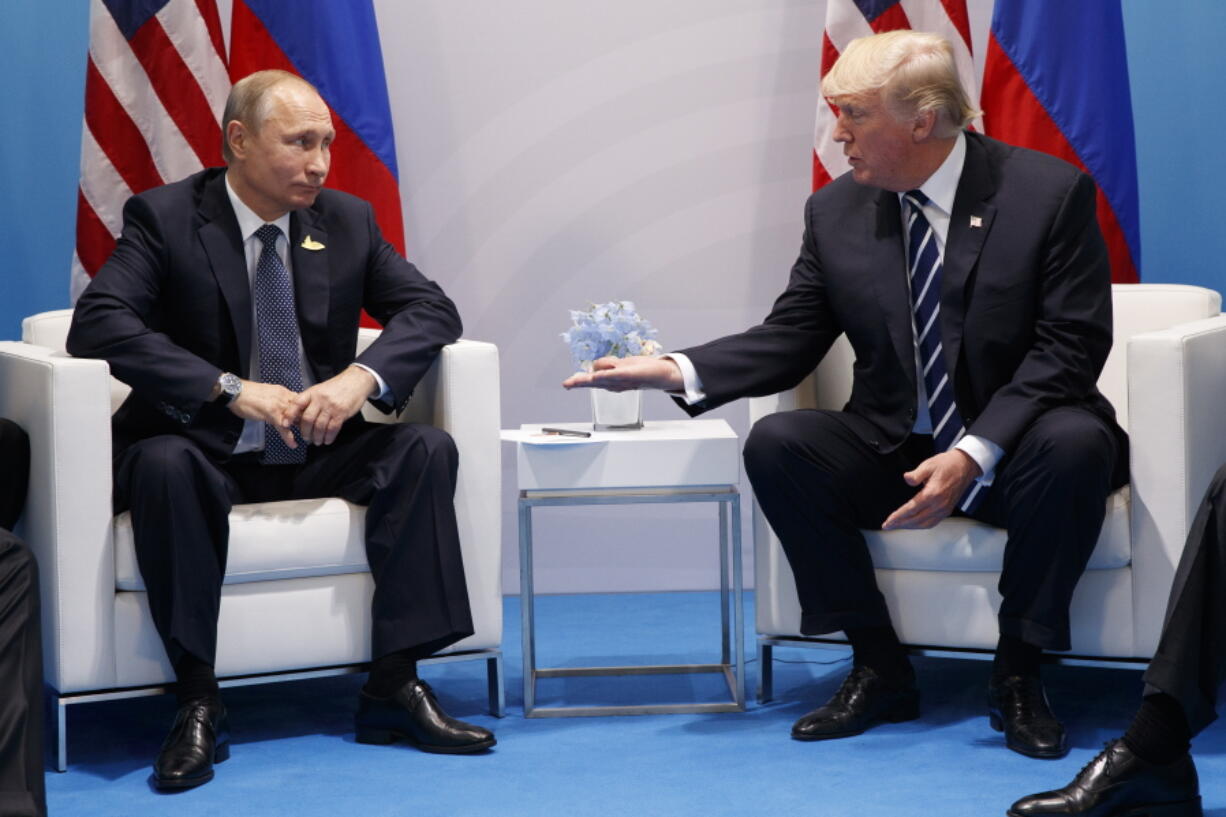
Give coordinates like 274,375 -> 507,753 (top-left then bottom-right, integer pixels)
46,592 -> 1226,816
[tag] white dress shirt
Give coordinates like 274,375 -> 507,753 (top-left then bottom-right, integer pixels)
669,132 -> 1004,484
223,175 -> 389,454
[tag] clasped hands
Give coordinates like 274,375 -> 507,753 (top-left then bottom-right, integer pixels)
561,354 -> 982,531
227,365 -> 377,449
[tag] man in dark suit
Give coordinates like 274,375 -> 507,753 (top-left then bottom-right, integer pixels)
67,70 -> 494,790
564,31 -> 1126,758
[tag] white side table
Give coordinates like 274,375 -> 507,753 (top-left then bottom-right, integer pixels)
503,418 -> 745,717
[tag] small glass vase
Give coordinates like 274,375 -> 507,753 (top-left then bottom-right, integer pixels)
590,388 -> 643,430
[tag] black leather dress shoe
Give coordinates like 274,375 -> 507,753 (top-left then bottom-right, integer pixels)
791,664 -> 919,741
355,678 -> 495,754
153,697 -> 230,790
989,675 -> 1068,759
1008,739 -> 1202,816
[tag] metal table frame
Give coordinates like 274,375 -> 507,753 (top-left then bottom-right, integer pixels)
519,485 -> 745,717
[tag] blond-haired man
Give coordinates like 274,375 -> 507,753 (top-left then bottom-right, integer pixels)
565,31 -> 1126,757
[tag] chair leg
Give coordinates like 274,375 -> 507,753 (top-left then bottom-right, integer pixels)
487,653 -> 505,718
757,641 -> 773,704
53,691 -> 67,772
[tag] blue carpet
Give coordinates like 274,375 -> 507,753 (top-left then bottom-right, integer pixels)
45,591 -> 1226,816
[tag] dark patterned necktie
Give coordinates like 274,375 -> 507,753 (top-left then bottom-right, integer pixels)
903,191 -> 984,512
253,224 -> 307,464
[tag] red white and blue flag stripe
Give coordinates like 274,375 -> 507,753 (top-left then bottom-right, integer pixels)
981,0 -> 1140,283
74,0 -> 229,299
228,0 -> 407,259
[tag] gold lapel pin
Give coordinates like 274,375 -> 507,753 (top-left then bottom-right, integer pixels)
300,235 -> 325,251
969,215 -> 983,229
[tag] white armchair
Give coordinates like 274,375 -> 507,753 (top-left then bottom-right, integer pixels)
0,309 -> 504,770
751,284 -> 1226,701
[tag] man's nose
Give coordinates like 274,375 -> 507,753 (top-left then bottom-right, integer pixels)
306,149 -> 328,178
832,115 -> 851,143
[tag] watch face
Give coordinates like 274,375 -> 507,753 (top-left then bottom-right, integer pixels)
220,373 -> 241,402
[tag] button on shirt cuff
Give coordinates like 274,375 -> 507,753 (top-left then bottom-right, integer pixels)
663,353 -> 706,405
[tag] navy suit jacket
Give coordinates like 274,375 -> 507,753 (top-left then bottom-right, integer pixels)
67,167 -> 462,460
677,132 -> 1125,457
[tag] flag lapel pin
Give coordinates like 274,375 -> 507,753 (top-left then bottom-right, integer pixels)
300,235 -> 325,251
969,215 -> 983,229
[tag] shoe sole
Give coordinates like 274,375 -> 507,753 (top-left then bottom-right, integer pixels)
355,726 -> 496,754
153,741 -> 230,790
989,711 -> 1069,759
791,696 -> 921,742
1006,797 -> 1202,817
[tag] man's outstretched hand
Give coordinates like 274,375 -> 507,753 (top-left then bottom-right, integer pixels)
562,355 -> 684,392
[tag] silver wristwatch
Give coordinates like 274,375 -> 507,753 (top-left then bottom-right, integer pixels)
216,372 -> 242,405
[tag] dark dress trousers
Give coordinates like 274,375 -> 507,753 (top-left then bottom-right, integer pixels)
678,132 -> 1128,651
1142,463 -> 1226,735
0,419 -> 45,817
66,168 -> 473,668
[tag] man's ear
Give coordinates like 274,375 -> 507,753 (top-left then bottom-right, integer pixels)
912,109 -> 938,143
225,120 -> 246,160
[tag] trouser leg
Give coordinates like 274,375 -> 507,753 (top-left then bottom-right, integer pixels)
972,406 -> 1123,652
743,410 -> 928,636
296,422 -> 473,659
1142,463 -> 1226,735
0,532 -> 45,817
114,435 -> 238,667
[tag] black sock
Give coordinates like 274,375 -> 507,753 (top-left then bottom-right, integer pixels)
1123,693 -> 1191,764
845,626 -> 912,681
173,654 -> 219,705
364,649 -> 420,698
993,634 -> 1042,680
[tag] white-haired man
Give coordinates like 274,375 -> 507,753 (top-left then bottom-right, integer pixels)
565,30 -> 1127,758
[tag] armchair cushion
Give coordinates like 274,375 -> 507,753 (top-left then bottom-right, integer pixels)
114,499 -> 369,590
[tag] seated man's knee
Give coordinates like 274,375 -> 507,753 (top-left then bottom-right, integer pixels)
1027,414 -> 1115,485
744,413 -> 798,478
126,435 -> 211,483
388,424 -> 458,472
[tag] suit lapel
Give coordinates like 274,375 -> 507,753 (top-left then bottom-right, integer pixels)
871,190 -> 918,392
288,209 -> 332,378
942,133 -> 997,387
198,174 -> 253,375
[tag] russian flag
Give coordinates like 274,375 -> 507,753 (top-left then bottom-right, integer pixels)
228,0 -> 406,261
981,0 -> 1140,283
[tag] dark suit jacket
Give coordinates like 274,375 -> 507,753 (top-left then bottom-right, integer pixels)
67,167 -> 462,461
677,132 -> 1124,457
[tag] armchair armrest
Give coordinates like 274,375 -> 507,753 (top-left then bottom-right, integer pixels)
0,341 -> 118,691
1127,314 -> 1226,655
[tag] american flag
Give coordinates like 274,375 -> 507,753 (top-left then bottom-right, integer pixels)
73,0 -> 229,300
812,0 -> 981,191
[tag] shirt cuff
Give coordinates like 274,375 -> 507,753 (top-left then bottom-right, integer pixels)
955,434 -> 1004,485
663,353 -> 707,405
352,363 -> 391,402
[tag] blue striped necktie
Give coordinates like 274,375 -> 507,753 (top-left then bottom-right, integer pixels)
904,191 -> 984,512
253,224 -> 307,465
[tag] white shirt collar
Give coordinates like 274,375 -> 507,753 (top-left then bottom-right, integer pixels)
900,131 -> 966,216
224,173 -> 292,244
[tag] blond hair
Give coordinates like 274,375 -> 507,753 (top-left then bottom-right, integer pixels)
221,70 -> 320,163
821,31 -> 979,138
